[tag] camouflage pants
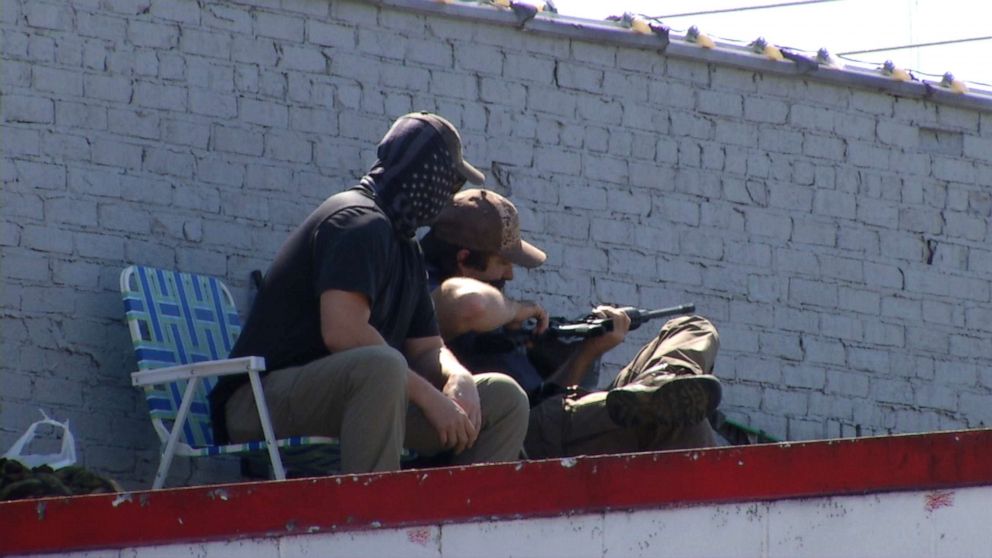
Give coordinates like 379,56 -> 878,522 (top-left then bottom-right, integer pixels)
524,315 -> 720,459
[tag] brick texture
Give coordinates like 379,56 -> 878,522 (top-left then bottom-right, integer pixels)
2,0 -> 990,489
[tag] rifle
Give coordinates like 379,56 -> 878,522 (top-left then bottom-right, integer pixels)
538,303 -> 697,341
474,303 -> 697,382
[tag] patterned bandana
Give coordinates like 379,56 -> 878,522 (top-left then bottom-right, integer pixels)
362,117 -> 466,238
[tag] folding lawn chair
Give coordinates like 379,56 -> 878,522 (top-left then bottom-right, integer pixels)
120,265 -> 340,489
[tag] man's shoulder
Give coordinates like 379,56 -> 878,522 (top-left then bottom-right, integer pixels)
314,189 -> 390,233
318,188 -> 379,217
432,276 -> 492,295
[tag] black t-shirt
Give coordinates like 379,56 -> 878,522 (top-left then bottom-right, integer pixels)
209,187 -> 438,443
426,266 -> 547,402
446,329 -> 544,396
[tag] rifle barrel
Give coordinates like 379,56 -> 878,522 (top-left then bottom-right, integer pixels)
640,303 -> 695,320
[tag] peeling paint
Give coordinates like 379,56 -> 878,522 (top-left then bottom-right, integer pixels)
406,527 -> 432,546
370,521 -> 382,528
925,490 -> 955,512
744,503 -> 763,521
111,493 -> 133,508
560,457 -> 578,468
36,501 -> 46,521
208,489 -> 229,501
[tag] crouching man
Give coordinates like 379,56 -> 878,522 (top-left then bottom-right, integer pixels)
421,189 -> 722,458
209,116 -> 528,473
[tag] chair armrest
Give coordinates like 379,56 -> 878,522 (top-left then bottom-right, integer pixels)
131,356 -> 266,387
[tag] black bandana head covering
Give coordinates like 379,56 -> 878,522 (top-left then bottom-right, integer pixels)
362,113 -> 485,238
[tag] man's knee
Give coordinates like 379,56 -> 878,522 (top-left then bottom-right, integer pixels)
344,345 -> 408,393
298,345 -> 408,399
658,314 -> 716,335
687,314 -> 719,343
475,373 -> 529,421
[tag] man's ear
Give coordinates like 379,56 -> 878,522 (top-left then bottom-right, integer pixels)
455,248 -> 471,274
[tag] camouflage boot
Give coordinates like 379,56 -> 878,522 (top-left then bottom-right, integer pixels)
605,366 -> 722,429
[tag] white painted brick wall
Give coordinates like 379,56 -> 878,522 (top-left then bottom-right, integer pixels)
2,0 -> 990,489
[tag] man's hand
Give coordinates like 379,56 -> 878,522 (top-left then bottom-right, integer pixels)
443,370 -> 483,432
404,339 -> 484,453
582,305 -> 630,355
420,385 -> 479,454
507,299 -> 549,335
544,305 -> 630,389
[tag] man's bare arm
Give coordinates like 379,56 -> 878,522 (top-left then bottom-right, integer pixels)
319,290 -> 477,453
432,277 -> 548,340
406,337 -> 481,425
406,336 -> 481,451
319,289 -> 388,351
544,306 -> 631,388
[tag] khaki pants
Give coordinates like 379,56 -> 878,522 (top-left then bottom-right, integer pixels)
525,315 -> 720,458
226,345 -> 528,473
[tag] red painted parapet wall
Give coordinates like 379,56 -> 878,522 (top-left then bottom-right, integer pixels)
3,429 -> 992,556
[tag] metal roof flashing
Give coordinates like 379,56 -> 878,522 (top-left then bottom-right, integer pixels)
373,0 -> 992,114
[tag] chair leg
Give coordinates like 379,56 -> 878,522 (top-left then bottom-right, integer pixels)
154,378 -> 200,490
248,370 -> 286,481
152,454 -> 173,491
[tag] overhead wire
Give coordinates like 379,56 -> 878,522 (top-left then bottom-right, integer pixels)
650,0 -> 843,19
832,36 -> 992,87
837,35 -> 992,56
630,0 -> 991,89
553,0 -> 991,90
631,0 -> 848,51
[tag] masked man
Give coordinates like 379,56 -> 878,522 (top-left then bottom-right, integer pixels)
421,189 -> 722,458
209,115 -> 529,473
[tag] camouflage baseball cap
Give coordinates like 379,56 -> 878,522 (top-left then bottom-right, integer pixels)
430,189 -> 546,268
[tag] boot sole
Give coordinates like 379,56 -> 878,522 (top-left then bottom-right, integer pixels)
606,375 -> 722,429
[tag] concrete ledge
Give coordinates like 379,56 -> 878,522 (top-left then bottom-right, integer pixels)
3,428 -> 992,555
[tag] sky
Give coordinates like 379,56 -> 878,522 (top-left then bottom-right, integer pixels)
552,0 -> 992,87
